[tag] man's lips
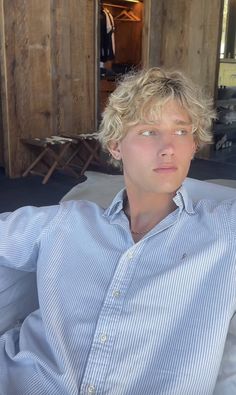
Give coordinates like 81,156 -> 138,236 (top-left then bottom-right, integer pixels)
153,166 -> 177,173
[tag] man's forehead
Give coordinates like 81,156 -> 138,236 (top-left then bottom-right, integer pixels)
140,99 -> 192,124
137,117 -> 192,126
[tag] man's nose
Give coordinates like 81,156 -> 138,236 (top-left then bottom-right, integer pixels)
158,134 -> 175,156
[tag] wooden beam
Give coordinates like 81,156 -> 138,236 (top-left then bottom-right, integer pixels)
0,0 -> 10,174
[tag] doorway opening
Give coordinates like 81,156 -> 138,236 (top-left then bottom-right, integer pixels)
98,0 -> 144,116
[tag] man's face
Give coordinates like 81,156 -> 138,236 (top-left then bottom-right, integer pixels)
109,99 -> 196,197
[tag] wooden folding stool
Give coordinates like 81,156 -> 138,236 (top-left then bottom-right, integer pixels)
21,136 -> 80,184
62,133 -> 103,175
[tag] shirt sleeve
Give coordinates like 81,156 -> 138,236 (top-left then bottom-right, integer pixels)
228,199 -> 236,239
0,205 -> 59,271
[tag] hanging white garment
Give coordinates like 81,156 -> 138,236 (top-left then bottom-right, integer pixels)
104,8 -> 115,56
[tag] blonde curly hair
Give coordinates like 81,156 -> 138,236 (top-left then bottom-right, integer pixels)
98,67 -> 216,168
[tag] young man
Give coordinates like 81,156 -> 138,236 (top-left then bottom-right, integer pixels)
0,68 -> 235,394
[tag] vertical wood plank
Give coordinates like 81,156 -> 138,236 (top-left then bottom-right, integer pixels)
70,0 -> 96,133
142,0 -> 163,68
146,0 -> 223,98
0,92 -> 3,166
0,0 -> 52,176
51,0 -> 96,136
0,5 -> 3,166
0,0 -> 10,173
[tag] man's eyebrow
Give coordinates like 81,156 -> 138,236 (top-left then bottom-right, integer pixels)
173,120 -> 192,125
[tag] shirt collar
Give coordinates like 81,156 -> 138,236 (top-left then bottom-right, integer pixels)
174,184 -> 195,215
103,184 -> 195,219
103,188 -> 127,218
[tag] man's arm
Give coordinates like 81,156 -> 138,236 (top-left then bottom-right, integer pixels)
0,205 -> 59,271
0,204 -> 59,334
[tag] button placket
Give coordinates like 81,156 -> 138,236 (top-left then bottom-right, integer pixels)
127,251 -> 134,260
99,333 -> 108,343
87,384 -> 96,394
81,245 -> 145,394
112,289 -> 121,298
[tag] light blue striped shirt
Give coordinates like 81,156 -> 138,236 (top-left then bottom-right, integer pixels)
0,186 -> 236,394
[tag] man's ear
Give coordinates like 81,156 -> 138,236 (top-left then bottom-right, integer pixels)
108,141 -> 122,161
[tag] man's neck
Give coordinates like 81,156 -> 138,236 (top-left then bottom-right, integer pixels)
124,190 -> 177,241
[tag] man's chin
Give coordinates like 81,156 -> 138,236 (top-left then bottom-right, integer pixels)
156,181 -> 182,195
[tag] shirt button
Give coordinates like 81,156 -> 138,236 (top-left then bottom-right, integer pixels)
112,289 -> 121,298
87,385 -> 96,393
127,251 -> 133,259
100,333 -> 108,343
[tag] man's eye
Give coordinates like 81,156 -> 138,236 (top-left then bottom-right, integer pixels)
141,130 -> 155,136
173,129 -> 189,136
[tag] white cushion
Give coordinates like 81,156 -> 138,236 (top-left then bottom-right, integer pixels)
62,171 -> 236,206
62,171 -> 125,208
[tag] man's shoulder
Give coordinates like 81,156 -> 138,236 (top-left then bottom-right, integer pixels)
60,198 -> 104,209
192,197 -> 236,237
59,199 -> 105,218
194,196 -> 236,210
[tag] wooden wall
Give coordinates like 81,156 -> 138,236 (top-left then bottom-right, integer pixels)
0,75 -> 3,166
0,0 -> 97,177
143,0 -> 223,98
0,0 -> 224,177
